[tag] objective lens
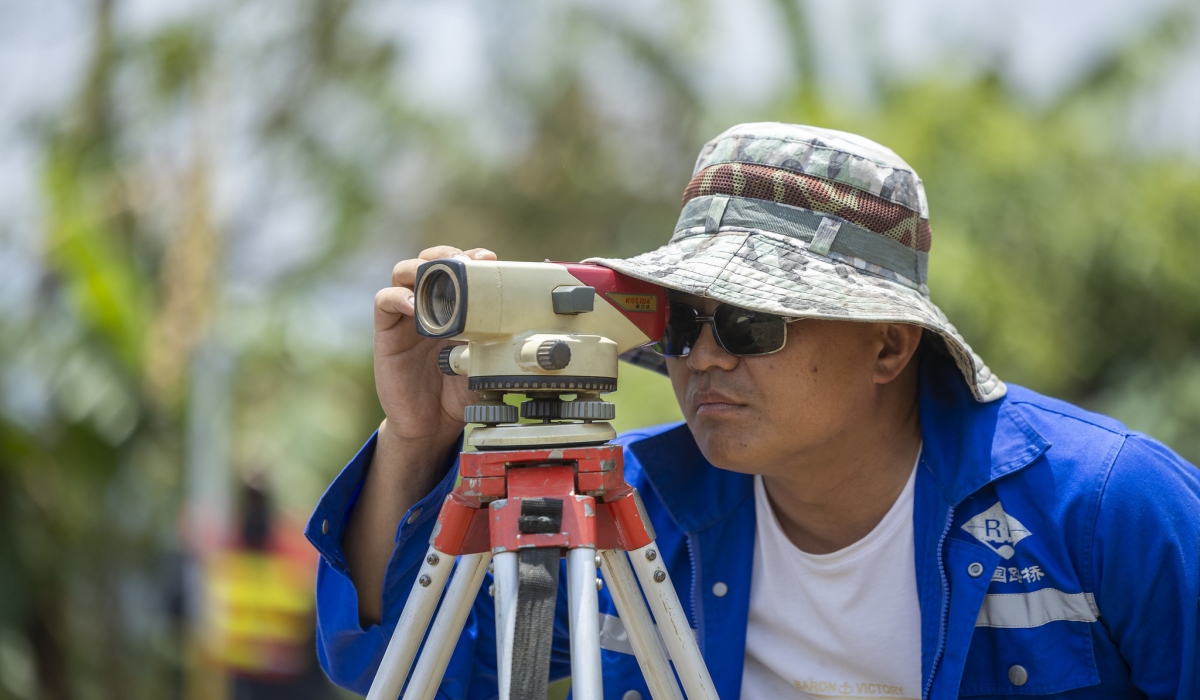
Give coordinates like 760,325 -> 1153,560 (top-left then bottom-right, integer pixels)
417,266 -> 460,334
428,271 -> 456,326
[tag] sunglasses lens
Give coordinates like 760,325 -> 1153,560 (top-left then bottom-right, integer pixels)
654,302 -> 701,356
654,302 -> 789,357
713,305 -> 787,355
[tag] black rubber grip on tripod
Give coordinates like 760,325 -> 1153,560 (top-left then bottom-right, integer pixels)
511,548 -> 560,700
518,498 -> 563,534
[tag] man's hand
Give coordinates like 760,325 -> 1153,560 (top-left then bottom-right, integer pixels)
373,245 -> 496,451
345,245 -> 497,625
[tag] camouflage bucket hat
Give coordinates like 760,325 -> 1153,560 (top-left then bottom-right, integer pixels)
587,122 -> 1005,402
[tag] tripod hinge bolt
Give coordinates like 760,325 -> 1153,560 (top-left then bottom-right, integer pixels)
427,553 -> 440,566
419,574 -> 432,587
653,570 -> 666,583
645,549 -> 657,561
596,578 -> 604,591
488,584 -> 495,597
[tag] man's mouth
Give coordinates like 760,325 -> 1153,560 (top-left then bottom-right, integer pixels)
690,390 -> 746,415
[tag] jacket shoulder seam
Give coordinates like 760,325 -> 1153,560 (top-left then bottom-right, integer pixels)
1084,433 -> 1130,612
1007,399 -> 1132,437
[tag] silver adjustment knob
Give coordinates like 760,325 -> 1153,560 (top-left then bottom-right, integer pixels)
463,403 -> 518,425
558,400 -> 615,421
536,340 -> 571,371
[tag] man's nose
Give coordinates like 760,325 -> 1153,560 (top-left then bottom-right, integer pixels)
686,323 -> 740,372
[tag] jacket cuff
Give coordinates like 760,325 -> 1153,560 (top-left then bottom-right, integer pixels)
304,430 -> 462,581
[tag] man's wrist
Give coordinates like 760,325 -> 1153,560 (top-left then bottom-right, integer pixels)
375,418 -> 459,495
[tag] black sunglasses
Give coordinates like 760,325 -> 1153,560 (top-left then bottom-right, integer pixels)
653,301 -> 798,358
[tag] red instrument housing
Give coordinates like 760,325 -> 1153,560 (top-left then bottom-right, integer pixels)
561,263 -> 669,345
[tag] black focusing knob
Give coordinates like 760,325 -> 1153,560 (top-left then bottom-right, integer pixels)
536,340 -> 571,371
437,346 -> 457,376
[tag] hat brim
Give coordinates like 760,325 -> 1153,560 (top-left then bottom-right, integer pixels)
587,229 -> 1005,402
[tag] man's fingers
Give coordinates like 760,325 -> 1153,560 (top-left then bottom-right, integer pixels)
375,286 -> 415,325
391,259 -> 422,288
418,245 -> 466,261
391,247 -> 497,287
463,248 -> 497,260
390,254 -> 466,288
392,247 -> 463,287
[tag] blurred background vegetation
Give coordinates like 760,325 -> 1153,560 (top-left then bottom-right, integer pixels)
1,0 -> 1199,698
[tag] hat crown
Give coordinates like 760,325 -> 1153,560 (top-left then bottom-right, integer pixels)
693,123 -> 928,218
584,121 -> 1006,403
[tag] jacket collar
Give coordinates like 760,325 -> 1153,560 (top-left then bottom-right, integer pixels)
627,356 -> 1050,532
627,422 -> 754,533
917,356 -> 1050,505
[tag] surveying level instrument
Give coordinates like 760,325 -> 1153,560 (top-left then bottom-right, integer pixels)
365,260 -> 719,700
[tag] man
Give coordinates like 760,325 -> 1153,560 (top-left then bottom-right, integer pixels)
306,124 -> 1200,698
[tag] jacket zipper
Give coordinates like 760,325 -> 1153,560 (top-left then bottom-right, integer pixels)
922,503 -> 955,700
685,532 -> 704,654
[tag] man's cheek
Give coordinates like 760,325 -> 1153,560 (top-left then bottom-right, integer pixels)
669,379 -> 692,418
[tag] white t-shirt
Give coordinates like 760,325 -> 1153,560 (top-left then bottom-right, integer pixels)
741,454 -> 923,700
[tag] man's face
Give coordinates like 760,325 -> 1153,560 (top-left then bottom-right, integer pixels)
665,293 -> 915,475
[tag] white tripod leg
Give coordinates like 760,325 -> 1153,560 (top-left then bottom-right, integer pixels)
628,542 -> 719,700
401,552 -> 492,700
567,547 -> 603,700
493,551 -> 519,700
598,550 -> 683,700
366,545 -> 456,700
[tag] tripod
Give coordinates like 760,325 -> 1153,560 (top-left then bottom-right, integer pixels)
363,439 -> 720,700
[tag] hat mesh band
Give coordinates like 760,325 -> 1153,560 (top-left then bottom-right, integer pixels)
675,195 -> 929,285
683,162 -> 932,253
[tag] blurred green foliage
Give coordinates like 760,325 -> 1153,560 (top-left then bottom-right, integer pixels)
1,1 -> 1198,699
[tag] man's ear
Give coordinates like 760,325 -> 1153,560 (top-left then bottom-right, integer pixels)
873,323 -> 924,385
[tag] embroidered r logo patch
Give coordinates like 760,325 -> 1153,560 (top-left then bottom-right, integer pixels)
961,502 -> 1032,560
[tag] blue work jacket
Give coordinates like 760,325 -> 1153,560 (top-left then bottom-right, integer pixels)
306,358 -> 1200,698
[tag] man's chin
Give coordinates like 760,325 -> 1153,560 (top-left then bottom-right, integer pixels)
687,424 -> 762,474
705,459 -> 760,475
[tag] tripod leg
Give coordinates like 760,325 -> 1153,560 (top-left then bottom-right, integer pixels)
366,545 -> 455,700
628,542 -> 719,700
598,550 -> 684,700
567,547 -> 603,700
401,551 -> 493,700
493,551 -> 519,700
